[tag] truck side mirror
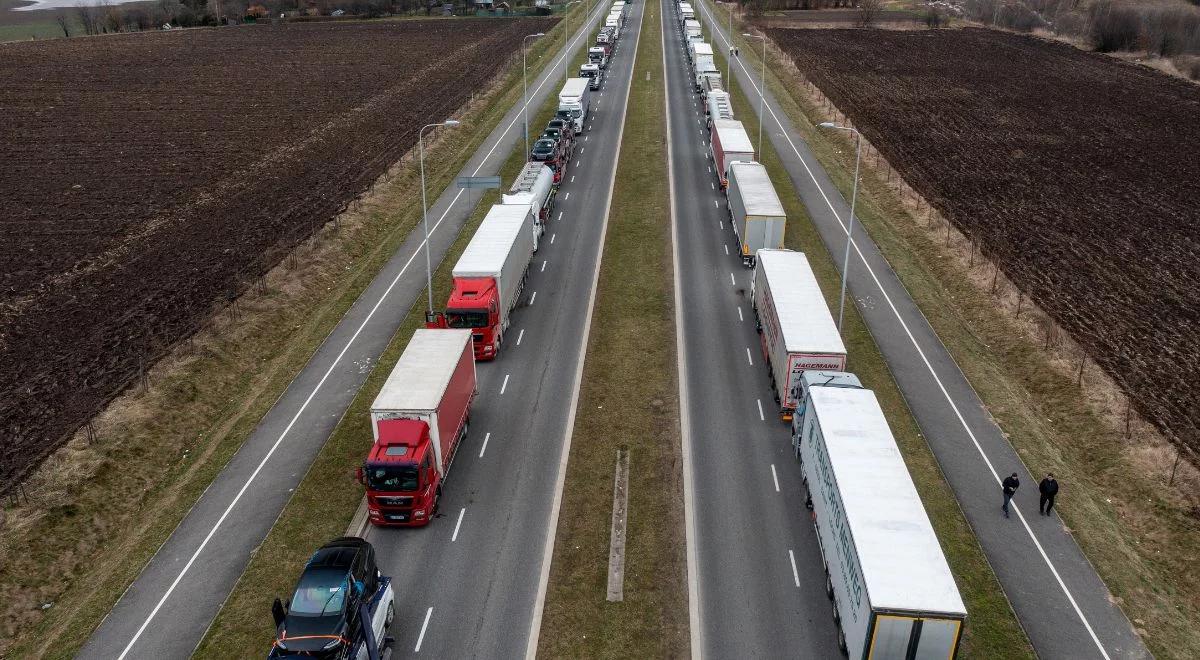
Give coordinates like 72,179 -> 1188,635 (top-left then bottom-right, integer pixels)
272,597 -> 287,628
355,467 -> 365,485
424,312 -> 444,329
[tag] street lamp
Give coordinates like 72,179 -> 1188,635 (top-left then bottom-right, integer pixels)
742,33 -> 766,159
564,1 -> 582,83
523,32 -> 546,156
817,122 -> 862,334
419,119 -> 462,322
728,3 -> 733,56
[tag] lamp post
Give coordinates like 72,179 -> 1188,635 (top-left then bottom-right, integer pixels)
728,3 -> 733,56
523,32 -> 546,156
565,1 -> 582,83
742,33 -> 766,159
419,119 -> 462,322
817,122 -> 862,334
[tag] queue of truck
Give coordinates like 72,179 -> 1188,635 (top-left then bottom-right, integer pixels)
673,1 -> 967,657
268,7 -> 633,655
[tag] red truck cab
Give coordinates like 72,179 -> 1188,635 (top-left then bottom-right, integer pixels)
360,419 -> 440,526
436,277 -> 500,360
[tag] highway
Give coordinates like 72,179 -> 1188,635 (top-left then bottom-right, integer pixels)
694,0 -> 1151,658
78,3 -> 624,658
362,2 -> 646,658
663,4 -> 841,658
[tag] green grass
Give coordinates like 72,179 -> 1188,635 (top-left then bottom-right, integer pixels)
0,10 -> 587,659
537,0 -> 689,656
711,28 -> 1034,659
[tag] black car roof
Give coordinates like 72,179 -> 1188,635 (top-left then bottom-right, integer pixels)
306,536 -> 368,571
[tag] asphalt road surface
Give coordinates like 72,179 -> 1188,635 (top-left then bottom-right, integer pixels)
695,0 -> 1150,658
79,3 -> 624,658
664,4 -> 842,658
361,3 -> 646,658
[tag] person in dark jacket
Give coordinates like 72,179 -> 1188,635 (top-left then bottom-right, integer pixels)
1039,473 -> 1059,515
1002,473 -> 1020,518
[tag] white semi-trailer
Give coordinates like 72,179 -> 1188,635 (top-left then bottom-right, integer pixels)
502,162 -> 556,238
796,384 -> 967,659
752,249 -> 846,418
558,78 -> 592,134
727,162 -> 785,265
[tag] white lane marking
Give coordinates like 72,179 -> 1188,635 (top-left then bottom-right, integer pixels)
415,607 -> 433,652
557,211 -> 564,221
530,291 -> 538,305
724,244 -> 729,255
517,328 -> 525,345
551,233 -> 556,244
541,260 -> 548,272
713,200 -> 719,207
564,192 -> 571,200
571,175 -> 576,183
711,182 -> 715,189
479,432 -> 491,458
585,135 -> 590,141
746,347 -> 753,366
575,159 -> 581,167
771,464 -> 780,492
708,165 -> 711,173
737,306 -> 744,322
702,3 -> 1114,655
729,272 -> 736,286
581,146 -> 586,154
788,550 -> 800,587
500,374 -> 510,395
757,398 -> 765,421
720,220 -> 724,229
451,507 -> 466,542
527,4 -> 646,656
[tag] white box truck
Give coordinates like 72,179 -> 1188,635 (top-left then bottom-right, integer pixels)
502,161 -> 556,236
432,204 -> 536,359
558,77 -> 592,134
706,90 -> 734,127
796,385 -> 967,659
688,40 -> 712,64
752,249 -> 846,417
728,162 -> 786,266
693,54 -> 718,91
684,18 -> 702,40
710,118 -> 755,188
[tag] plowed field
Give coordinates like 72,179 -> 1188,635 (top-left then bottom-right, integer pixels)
0,16 -> 557,487
765,27 -> 1200,454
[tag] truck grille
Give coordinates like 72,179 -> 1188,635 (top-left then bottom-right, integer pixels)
376,495 -> 413,507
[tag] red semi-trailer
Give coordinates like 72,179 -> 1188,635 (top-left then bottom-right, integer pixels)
427,203 -> 536,360
360,328 -> 476,527
710,118 -> 755,190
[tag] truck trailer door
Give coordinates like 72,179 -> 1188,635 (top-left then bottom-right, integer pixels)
868,615 -> 961,660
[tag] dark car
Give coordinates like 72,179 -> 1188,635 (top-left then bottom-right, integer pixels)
270,537 -> 393,659
543,127 -> 566,144
530,138 -> 558,162
546,117 -> 574,139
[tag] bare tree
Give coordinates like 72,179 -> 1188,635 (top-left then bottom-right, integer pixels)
55,9 -> 73,36
855,0 -> 881,27
74,2 -> 101,35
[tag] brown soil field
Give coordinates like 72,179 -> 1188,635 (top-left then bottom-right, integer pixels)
764,27 -> 1200,456
0,16 -> 557,489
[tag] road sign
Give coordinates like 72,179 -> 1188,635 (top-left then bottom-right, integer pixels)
456,175 -> 501,189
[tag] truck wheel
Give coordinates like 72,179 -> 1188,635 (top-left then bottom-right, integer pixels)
825,573 -> 834,599
837,627 -> 847,654
832,602 -> 840,624
385,601 -> 395,629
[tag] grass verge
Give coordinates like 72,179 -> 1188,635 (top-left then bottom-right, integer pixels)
711,28 -> 1033,659
537,0 -> 689,656
714,1 -> 1200,654
0,10 -> 585,657
191,22 -> 600,656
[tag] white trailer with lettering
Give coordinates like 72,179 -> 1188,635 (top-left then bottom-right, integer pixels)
796,385 -> 967,659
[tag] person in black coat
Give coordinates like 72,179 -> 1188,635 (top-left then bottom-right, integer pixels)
1039,473 -> 1059,515
1002,473 -> 1020,518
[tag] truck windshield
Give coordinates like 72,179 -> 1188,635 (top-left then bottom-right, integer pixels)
289,569 -> 350,616
446,310 -> 489,329
366,464 -> 420,492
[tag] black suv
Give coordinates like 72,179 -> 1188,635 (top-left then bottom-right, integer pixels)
270,537 -> 392,659
530,137 -> 558,162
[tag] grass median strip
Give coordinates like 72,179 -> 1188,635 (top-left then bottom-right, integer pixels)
713,39 -> 1034,658
0,10 -> 586,657
537,0 -> 689,656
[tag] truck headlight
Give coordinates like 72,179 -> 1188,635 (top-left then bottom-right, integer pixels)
415,509 -> 426,518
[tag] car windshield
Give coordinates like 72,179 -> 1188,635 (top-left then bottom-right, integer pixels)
545,129 -> 561,139
446,309 -> 489,329
533,140 -> 555,154
366,464 -> 420,492
289,568 -> 350,616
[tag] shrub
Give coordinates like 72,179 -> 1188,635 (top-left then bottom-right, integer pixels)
1089,0 -> 1140,52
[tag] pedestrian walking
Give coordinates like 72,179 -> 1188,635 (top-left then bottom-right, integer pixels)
1001,472 -> 1020,518
1039,473 -> 1059,515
